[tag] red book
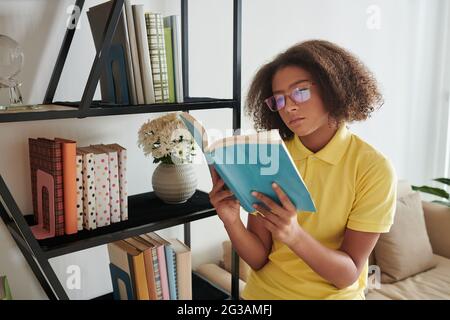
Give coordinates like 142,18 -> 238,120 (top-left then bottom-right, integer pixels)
29,138 -> 65,237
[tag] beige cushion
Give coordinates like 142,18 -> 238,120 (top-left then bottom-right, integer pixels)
367,255 -> 450,299
422,201 -> 450,259
195,263 -> 246,299
374,192 -> 437,283
221,241 -> 251,282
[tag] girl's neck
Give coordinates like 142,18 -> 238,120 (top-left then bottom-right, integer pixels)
299,122 -> 339,153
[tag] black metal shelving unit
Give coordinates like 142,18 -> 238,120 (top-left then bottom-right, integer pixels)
0,0 -> 241,300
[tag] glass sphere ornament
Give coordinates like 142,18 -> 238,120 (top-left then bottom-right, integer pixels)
0,34 -> 38,111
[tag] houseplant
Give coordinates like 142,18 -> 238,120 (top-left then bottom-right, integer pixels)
138,112 -> 197,204
412,178 -> 450,207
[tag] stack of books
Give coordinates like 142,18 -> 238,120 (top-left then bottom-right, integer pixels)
87,0 -> 183,105
107,232 -> 191,300
28,138 -> 128,239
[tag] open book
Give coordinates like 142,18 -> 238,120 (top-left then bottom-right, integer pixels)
178,112 -> 316,214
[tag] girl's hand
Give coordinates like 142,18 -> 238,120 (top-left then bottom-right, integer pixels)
209,167 -> 241,226
252,183 -> 303,247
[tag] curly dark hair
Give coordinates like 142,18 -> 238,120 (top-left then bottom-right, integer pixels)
245,40 -> 384,140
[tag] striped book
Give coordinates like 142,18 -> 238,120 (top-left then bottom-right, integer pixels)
29,138 -> 65,236
145,12 -> 170,103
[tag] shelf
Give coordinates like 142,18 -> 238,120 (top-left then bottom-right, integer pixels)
24,190 -> 216,258
0,99 -> 237,123
92,271 -> 230,300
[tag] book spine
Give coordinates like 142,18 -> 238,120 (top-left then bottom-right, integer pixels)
61,141 -> 78,235
151,247 -> 163,300
164,245 -> 178,299
156,245 -> 170,300
171,15 -> 184,103
163,25 -> 175,103
106,151 -> 121,223
52,140 -> 65,236
146,12 -> 169,103
117,147 -> 128,221
75,153 -> 84,231
81,151 -> 96,230
93,153 -> 111,227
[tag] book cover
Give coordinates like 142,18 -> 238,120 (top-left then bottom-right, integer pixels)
77,148 -> 96,230
178,112 -> 316,214
132,4 -> 156,104
75,151 -> 84,231
120,239 -> 150,300
168,238 -> 192,300
55,138 -> 78,235
163,25 -> 175,103
78,147 -> 111,228
124,0 -> 144,104
126,237 -> 158,300
105,143 -> 128,221
29,138 -> 65,237
164,15 -> 183,103
145,12 -> 170,103
90,144 -> 121,224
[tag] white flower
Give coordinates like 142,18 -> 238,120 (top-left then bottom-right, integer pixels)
138,112 -> 196,164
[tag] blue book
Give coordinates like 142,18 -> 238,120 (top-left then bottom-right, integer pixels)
178,112 -> 316,214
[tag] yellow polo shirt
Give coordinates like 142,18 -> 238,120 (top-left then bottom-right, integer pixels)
241,123 -> 397,300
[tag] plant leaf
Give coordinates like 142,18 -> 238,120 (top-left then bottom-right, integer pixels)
433,178 -> 450,186
411,185 -> 449,199
431,200 -> 450,207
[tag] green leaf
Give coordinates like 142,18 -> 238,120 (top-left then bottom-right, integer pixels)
411,185 -> 449,199
431,200 -> 450,207
433,178 -> 450,186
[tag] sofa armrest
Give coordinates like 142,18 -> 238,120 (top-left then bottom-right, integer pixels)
196,263 -> 246,299
422,201 -> 450,259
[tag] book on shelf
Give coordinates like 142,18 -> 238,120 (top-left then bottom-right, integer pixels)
133,4 -> 156,104
142,233 -> 170,300
145,12 -> 170,103
148,232 -> 178,300
75,151 -> 84,231
77,148 -> 97,230
77,146 -> 111,228
90,144 -> 121,223
125,237 -> 158,300
138,235 -> 163,300
178,112 -> 317,214
28,138 -> 65,238
55,138 -> 78,235
123,0 -> 144,104
105,143 -> 128,221
107,241 -> 136,300
87,0 -> 135,105
163,23 -> 176,103
168,238 -> 192,300
0,276 -> 12,300
164,15 -> 184,103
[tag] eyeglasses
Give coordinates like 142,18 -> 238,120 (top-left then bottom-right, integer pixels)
264,82 -> 314,112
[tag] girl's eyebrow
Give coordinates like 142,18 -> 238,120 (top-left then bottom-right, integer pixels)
272,79 -> 310,94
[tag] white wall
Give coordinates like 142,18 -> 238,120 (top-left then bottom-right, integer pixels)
0,0 -> 449,299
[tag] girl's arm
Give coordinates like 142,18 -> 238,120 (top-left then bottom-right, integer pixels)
253,183 -> 379,289
209,168 -> 271,270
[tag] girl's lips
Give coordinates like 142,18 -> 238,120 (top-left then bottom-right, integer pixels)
289,117 -> 306,125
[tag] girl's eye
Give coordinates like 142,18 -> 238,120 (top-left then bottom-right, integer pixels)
292,88 -> 311,103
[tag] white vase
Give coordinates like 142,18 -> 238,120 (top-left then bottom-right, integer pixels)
152,163 -> 198,204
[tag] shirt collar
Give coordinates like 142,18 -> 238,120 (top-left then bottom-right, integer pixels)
289,123 -> 352,165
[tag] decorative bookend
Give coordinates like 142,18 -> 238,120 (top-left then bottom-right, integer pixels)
105,44 -> 130,104
30,169 -> 56,240
109,263 -> 134,300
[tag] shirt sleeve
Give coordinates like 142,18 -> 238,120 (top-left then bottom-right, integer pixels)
347,157 -> 397,233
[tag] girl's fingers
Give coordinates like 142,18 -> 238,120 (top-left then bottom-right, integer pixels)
272,183 -> 296,212
252,191 -> 283,215
253,204 -> 282,228
211,189 -> 234,204
210,178 -> 225,195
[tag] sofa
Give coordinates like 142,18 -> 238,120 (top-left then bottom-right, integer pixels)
196,180 -> 450,299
